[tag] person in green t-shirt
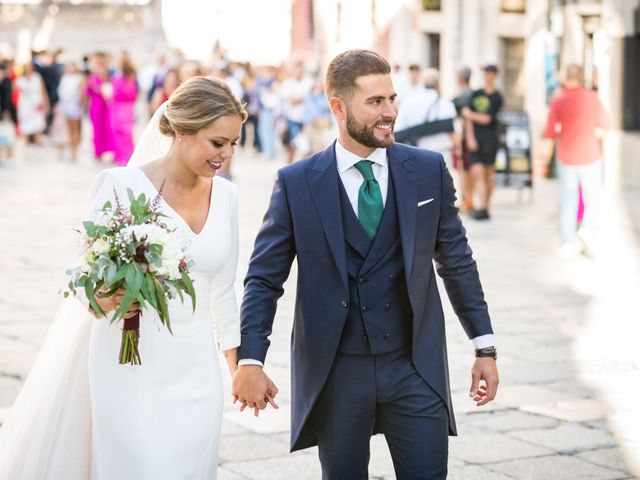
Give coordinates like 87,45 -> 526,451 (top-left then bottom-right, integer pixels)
462,65 -> 503,220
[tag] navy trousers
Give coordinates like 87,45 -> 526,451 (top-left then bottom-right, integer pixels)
310,348 -> 449,479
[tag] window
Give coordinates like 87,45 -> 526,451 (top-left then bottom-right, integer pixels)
501,37 -> 525,110
501,0 -> 526,13
421,0 -> 441,11
426,33 -> 441,69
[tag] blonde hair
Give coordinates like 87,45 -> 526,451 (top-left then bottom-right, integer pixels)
159,76 -> 247,137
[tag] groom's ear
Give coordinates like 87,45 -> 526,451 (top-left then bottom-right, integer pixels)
329,96 -> 346,122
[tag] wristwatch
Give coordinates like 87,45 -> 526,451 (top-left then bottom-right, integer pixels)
475,346 -> 497,359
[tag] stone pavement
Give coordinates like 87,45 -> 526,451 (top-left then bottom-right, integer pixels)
0,141 -> 639,479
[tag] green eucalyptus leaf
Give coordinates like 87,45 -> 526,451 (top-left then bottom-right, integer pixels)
83,221 -> 97,237
181,271 -> 196,312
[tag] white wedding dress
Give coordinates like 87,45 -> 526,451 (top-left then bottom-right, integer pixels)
0,164 -> 240,478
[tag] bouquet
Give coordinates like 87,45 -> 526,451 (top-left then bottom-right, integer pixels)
66,188 -> 196,365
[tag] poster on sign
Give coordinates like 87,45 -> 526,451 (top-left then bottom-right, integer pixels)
495,110 -> 533,189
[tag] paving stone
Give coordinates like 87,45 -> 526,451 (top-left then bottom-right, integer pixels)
221,452 -> 321,480
223,404 -> 291,434
577,448 -> 635,475
218,433 -> 290,463
220,419 -> 250,437
489,455 -> 629,479
446,464 -> 516,480
498,360 -> 577,385
449,432 -> 553,464
450,390 -> 509,414
490,384 -> 577,409
507,423 -> 618,453
458,409 -> 560,433
521,398 -> 607,422
216,467 -> 250,480
541,378 -> 599,398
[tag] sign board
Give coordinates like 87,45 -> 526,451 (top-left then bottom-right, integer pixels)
495,110 -> 533,189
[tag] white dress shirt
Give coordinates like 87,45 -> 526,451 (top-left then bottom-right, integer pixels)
238,141 -> 494,366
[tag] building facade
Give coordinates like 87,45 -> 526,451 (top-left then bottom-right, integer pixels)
385,0 -> 640,187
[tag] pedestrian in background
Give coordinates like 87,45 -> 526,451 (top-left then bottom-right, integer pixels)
110,53 -> 138,166
395,67 -> 458,170
57,62 -> 85,161
149,68 -> 179,115
452,66 -> 474,213
256,67 -> 279,160
540,63 -> 609,258
16,62 -> 48,145
0,62 -> 17,162
462,64 -> 503,220
86,52 -> 115,162
279,61 -> 312,164
240,66 -> 262,154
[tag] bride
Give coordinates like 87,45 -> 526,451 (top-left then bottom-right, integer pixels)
0,76 -> 277,479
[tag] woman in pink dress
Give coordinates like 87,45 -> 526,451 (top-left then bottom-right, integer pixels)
110,55 -> 138,165
86,52 -> 114,161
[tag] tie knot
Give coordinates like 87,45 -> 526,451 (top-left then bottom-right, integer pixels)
354,160 -> 375,181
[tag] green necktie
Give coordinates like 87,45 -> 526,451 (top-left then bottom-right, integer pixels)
354,160 -> 383,240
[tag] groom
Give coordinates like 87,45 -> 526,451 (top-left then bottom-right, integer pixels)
233,49 -> 499,479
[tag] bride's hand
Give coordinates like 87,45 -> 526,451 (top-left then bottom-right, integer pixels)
91,288 -> 140,319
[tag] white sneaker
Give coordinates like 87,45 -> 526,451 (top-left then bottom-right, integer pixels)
576,229 -> 596,259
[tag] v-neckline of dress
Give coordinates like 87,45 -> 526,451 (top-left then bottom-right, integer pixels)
132,167 -> 215,237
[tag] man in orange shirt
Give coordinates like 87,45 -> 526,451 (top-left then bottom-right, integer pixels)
541,64 -> 609,257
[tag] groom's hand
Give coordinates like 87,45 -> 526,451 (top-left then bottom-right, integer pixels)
470,358 -> 499,406
232,365 -> 278,414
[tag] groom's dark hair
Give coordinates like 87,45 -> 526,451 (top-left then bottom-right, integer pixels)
325,49 -> 391,100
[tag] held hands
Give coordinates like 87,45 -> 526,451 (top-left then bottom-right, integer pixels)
469,358 -> 499,406
231,365 -> 279,417
91,288 -> 140,319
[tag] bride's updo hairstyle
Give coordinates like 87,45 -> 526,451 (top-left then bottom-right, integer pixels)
159,76 -> 247,137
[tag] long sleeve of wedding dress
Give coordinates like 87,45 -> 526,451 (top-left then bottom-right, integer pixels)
210,182 -> 241,351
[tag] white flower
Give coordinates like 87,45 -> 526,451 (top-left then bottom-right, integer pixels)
124,224 -> 189,280
80,249 -> 96,273
92,238 -> 110,255
93,210 -> 113,228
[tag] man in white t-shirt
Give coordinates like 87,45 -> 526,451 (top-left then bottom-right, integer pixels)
395,68 -> 460,169
280,62 -> 312,163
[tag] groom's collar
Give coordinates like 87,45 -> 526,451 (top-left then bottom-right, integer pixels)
335,141 -> 388,174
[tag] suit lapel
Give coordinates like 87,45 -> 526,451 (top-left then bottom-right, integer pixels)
387,143 -> 417,283
307,143 -> 348,290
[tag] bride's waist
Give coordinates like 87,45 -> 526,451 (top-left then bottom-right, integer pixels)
140,300 -> 211,337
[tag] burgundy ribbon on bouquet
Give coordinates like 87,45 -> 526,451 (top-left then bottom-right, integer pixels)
123,312 -> 140,332
119,312 -> 141,365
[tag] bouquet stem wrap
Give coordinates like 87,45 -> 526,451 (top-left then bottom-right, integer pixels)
119,313 -> 141,365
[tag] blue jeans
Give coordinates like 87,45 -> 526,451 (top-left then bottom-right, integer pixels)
557,160 -> 603,245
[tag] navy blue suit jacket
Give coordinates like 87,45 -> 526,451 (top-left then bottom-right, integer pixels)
239,142 -> 493,451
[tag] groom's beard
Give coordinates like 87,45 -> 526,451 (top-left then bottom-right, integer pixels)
345,106 -> 395,149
